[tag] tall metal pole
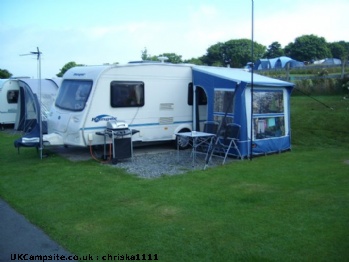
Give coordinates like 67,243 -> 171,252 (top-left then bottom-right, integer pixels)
37,47 -> 43,159
250,0 -> 254,160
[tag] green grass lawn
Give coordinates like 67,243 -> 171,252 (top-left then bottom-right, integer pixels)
0,95 -> 348,261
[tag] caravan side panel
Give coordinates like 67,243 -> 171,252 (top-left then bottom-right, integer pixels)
83,64 -> 194,145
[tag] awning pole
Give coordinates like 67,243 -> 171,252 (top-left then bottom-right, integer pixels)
193,84 -> 197,131
37,47 -> 43,160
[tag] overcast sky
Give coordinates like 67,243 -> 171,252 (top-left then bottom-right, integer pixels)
0,0 -> 347,78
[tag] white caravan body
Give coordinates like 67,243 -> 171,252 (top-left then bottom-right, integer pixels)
46,63 -> 206,147
0,79 -> 20,125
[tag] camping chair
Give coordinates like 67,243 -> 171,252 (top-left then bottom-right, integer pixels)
215,123 -> 242,164
203,121 -> 219,134
197,121 -> 219,153
14,124 -> 41,154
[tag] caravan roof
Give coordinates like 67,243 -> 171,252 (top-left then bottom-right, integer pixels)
63,65 -> 110,79
63,63 -> 194,79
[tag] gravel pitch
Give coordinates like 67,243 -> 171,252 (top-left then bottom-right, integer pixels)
50,144 -> 236,178
42,143 -> 229,178
113,149 -> 231,178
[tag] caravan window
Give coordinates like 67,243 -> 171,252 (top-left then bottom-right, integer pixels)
214,89 -> 234,113
110,81 -> 144,108
253,90 -> 285,139
254,116 -> 285,139
7,90 -> 19,104
213,89 -> 235,124
253,91 -> 283,113
55,80 -> 92,111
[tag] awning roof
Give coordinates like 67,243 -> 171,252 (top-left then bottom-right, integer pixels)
192,66 -> 294,88
18,78 -> 61,95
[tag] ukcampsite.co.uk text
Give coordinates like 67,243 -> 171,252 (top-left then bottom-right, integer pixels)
10,253 -> 159,261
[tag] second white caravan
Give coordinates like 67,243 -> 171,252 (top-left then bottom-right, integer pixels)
45,63 -> 207,147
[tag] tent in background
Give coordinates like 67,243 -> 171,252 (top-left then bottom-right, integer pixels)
254,59 -> 271,70
272,56 -> 304,68
15,78 -> 61,133
313,58 -> 342,65
192,66 -> 294,158
255,56 -> 304,70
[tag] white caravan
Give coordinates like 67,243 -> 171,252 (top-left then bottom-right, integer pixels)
0,79 -> 20,126
45,63 -> 207,147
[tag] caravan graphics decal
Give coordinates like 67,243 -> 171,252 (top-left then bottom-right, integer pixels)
92,114 -> 117,123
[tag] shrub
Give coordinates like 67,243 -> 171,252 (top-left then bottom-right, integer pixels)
340,77 -> 349,98
294,78 -> 343,95
294,79 -> 313,94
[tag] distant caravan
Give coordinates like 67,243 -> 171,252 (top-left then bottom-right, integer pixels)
0,79 -> 20,127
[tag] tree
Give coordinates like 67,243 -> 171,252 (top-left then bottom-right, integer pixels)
158,53 -> 182,64
140,47 -> 160,61
141,47 -> 151,61
141,48 -> 183,63
201,42 -> 225,67
56,61 -> 84,77
284,34 -> 331,62
202,39 -> 266,68
328,41 -> 349,60
183,57 -> 204,65
328,41 -> 349,78
0,69 -> 12,79
263,41 -> 284,58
